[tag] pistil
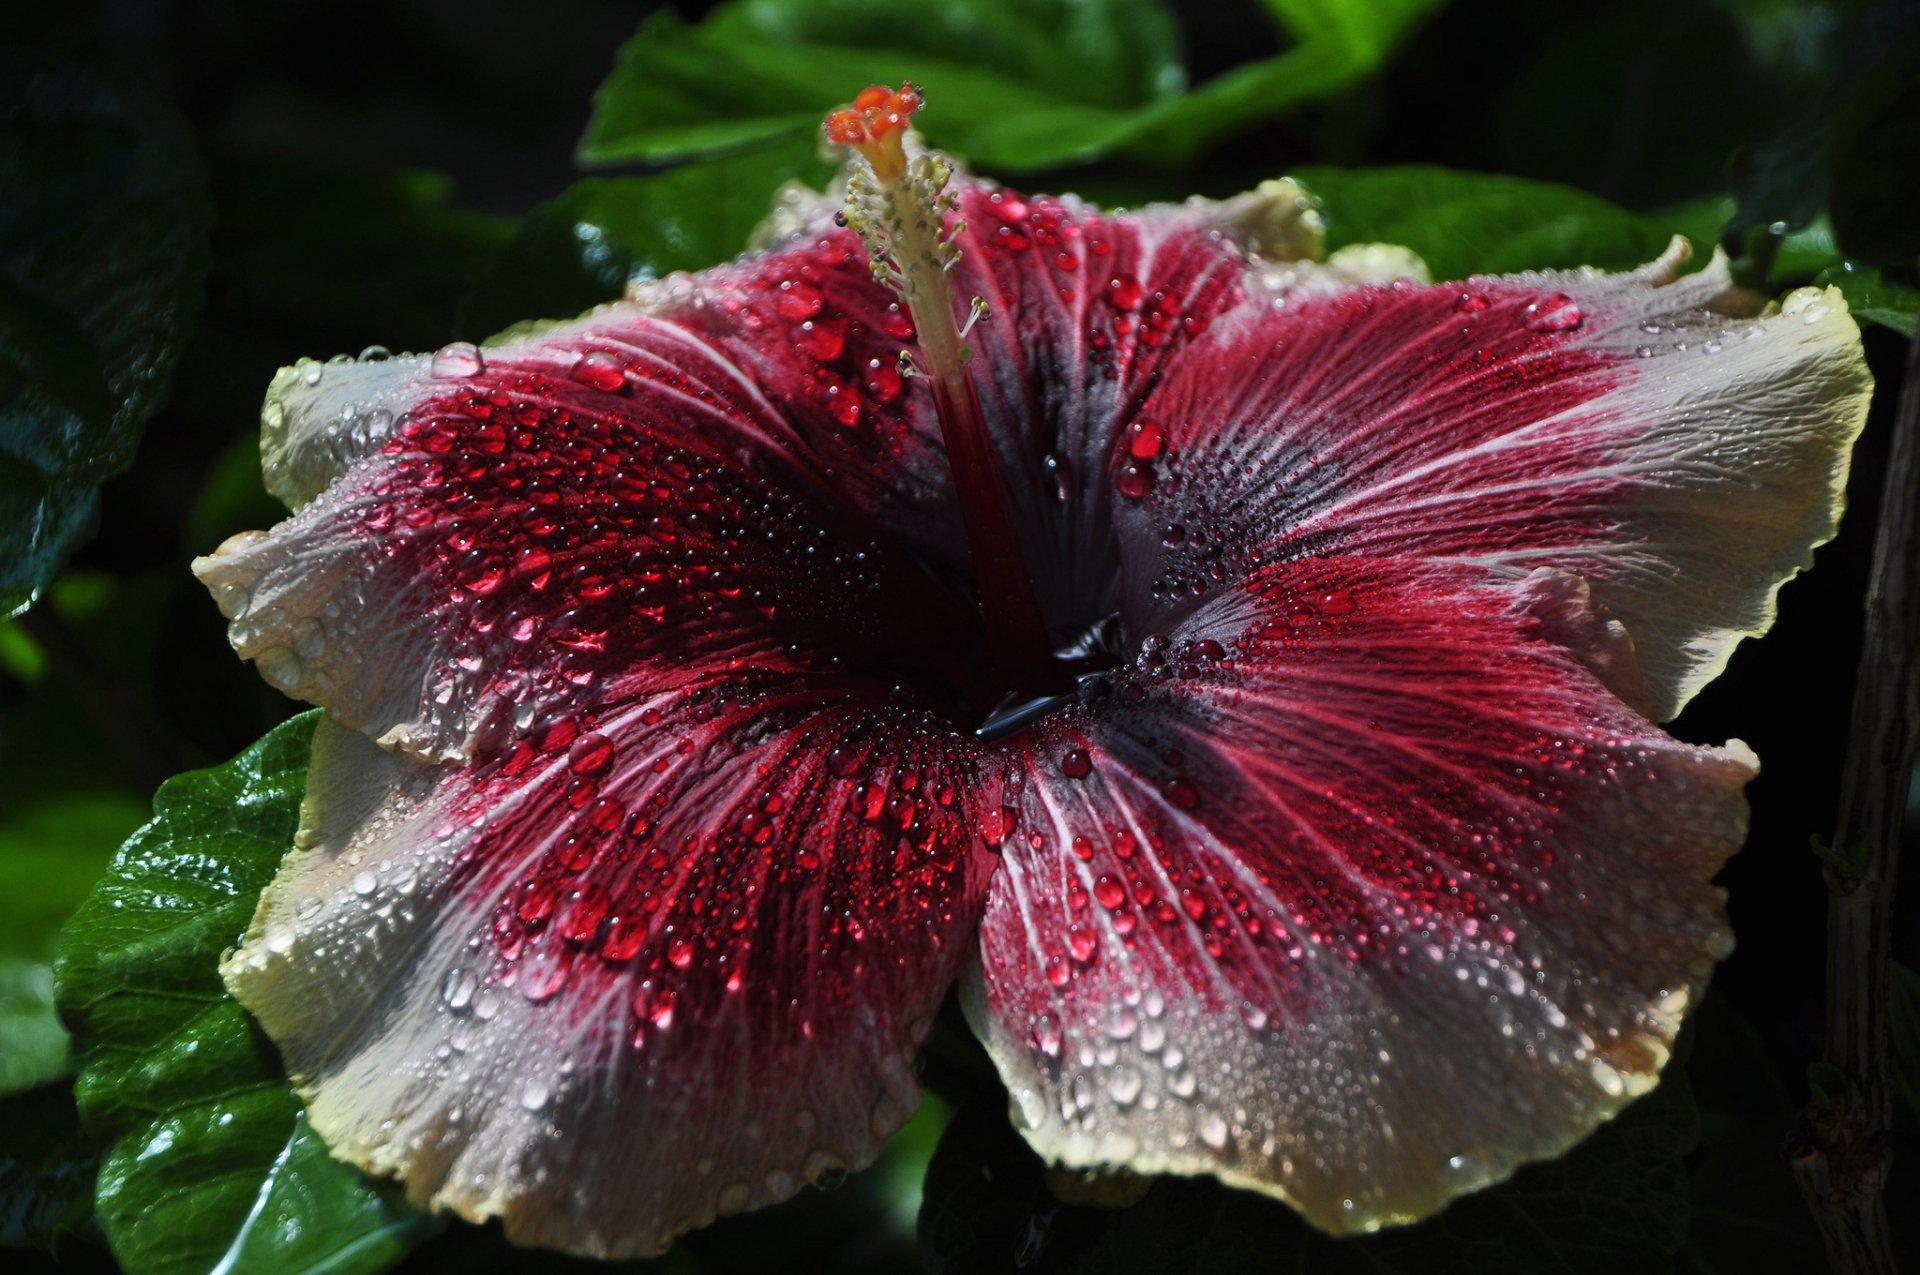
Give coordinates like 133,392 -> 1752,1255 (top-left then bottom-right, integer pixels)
825,86 -> 1057,695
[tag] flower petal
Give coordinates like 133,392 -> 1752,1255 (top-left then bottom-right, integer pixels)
193,296 -> 980,763
947,182 -> 1265,630
224,681 -> 994,1258
1110,244 -> 1871,718
966,555 -> 1753,1233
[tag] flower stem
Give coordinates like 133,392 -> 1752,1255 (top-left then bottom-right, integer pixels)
1790,322 -> 1919,1275
827,86 -> 1057,694
923,346 -> 1058,692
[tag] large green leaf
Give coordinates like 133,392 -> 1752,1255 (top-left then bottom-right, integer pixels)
578,0 -> 1442,174
0,36 -> 210,617
54,712 -> 440,1275
459,134 -> 836,339
0,958 -> 69,1097
1295,164 -> 1681,279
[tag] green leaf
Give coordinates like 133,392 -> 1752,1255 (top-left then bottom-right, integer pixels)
1816,261 -> 1919,338
54,712 -> 441,1275
1294,164 -> 1680,280
459,134 -> 836,339
0,1082 -> 101,1253
577,0 -> 1441,175
1121,0 -> 1449,164
0,37 -> 210,617
0,958 -> 69,1096
0,759 -> 153,1099
0,788 -> 151,960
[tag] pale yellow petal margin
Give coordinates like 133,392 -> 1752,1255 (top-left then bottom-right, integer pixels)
1469,247 -> 1874,721
222,718 -> 927,1258
964,690 -> 1758,1236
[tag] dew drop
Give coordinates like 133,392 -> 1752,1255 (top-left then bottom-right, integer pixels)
567,732 -> 615,776
519,1080 -> 550,1111
1042,452 -> 1072,502
1059,747 -> 1092,779
351,870 -> 378,896
1067,928 -> 1099,964
571,351 -> 628,392
442,967 -> 477,1011
256,646 -> 302,688
1125,416 -> 1164,460
1108,1065 -> 1143,1105
1520,293 -> 1584,333
1162,778 -> 1199,810
1316,589 -> 1356,616
212,582 -> 251,619
1115,460 -> 1156,500
431,341 -> 485,379
980,805 -> 1021,847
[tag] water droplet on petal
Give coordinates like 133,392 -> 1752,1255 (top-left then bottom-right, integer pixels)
571,351 -> 628,392
1125,416 -> 1164,459
980,805 -> 1020,847
442,967 -> 477,1010
1520,293 -> 1583,333
567,732 -> 615,776
431,341 -> 485,378
1115,460 -> 1156,500
256,646 -> 302,687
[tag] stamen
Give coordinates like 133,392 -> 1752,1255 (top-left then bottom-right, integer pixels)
825,85 -> 1057,697
960,296 -> 990,339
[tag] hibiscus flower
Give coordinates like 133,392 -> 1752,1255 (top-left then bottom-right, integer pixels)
193,85 -> 1870,1259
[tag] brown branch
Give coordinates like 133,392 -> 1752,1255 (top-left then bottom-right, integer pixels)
1791,321 -> 1920,1275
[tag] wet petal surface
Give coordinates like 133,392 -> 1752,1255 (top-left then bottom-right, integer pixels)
1109,248 -> 1871,717
968,556 -> 1755,1233
225,682 -> 995,1258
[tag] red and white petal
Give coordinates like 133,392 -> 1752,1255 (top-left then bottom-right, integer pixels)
944,182 -> 1261,629
225,681 -> 995,1258
194,314 -> 979,763
967,556 -> 1753,1234
1112,243 -> 1872,718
